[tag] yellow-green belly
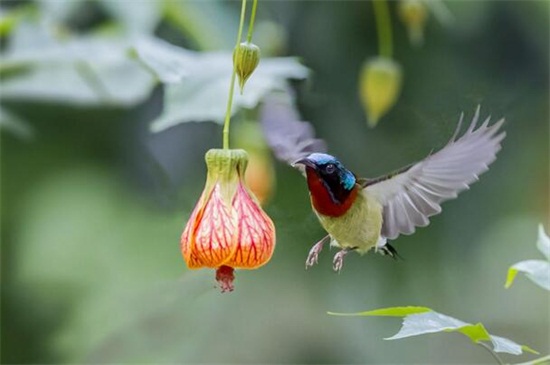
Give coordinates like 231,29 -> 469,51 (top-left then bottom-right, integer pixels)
314,190 -> 383,254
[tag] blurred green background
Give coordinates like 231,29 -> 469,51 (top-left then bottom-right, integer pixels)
1,0 -> 548,363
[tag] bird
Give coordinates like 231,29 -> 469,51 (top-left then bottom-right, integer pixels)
260,93 -> 505,272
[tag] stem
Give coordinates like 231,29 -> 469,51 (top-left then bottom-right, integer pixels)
515,355 -> 550,365
372,0 -> 393,58
222,0 -> 248,150
246,0 -> 258,43
477,342 -> 505,365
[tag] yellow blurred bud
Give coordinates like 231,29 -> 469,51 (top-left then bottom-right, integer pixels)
358,57 -> 403,127
254,21 -> 288,56
244,151 -> 275,206
233,120 -> 275,205
233,42 -> 261,94
398,0 -> 429,47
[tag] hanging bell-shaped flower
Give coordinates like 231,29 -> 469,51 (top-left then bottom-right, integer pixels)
358,56 -> 403,127
398,0 -> 429,47
180,149 -> 276,292
233,42 -> 261,94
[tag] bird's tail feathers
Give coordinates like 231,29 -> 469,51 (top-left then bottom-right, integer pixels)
375,237 -> 402,260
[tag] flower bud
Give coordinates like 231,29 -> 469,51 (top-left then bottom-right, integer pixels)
180,149 -> 276,292
358,57 -> 403,127
233,120 -> 275,205
233,42 -> 261,94
398,0 -> 429,47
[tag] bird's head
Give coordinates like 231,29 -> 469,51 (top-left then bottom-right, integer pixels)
293,153 -> 358,215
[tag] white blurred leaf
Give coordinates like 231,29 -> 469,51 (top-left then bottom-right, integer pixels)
490,335 -> 524,356
506,260 -> 550,291
149,50 -> 309,132
38,0 -> 85,24
537,224 -> 550,259
330,307 -> 538,356
505,224 -> 550,290
1,58 -> 154,106
425,0 -> 455,27
0,105 -> 34,140
131,37 -> 193,83
39,0 -> 161,34
385,311 -> 468,340
1,24 -> 155,106
100,0 -> 161,34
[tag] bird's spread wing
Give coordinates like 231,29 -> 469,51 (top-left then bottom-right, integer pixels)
260,91 -> 327,168
364,106 -> 506,240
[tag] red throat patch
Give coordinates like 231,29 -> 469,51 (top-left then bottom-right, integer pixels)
305,168 -> 358,217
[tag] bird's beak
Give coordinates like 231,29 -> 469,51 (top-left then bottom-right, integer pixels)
292,157 -> 317,170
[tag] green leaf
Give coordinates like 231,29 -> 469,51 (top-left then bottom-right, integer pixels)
457,323 -> 491,342
0,5 -> 32,37
521,346 -> 541,356
330,307 -> 536,356
505,224 -> 550,290
328,306 -> 431,317
505,267 -> 520,289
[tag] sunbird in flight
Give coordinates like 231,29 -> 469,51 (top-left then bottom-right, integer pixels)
261,95 -> 505,272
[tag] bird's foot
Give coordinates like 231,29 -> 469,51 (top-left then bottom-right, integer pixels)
332,249 -> 349,273
306,235 -> 330,269
332,247 -> 358,273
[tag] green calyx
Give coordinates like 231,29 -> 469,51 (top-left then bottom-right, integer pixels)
204,149 -> 249,205
233,42 -> 261,94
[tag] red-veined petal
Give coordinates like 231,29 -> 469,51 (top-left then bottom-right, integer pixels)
225,183 -> 276,269
192,184 -> 238,268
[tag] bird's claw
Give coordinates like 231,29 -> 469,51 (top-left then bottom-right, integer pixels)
332,249 -> 349,273
306,242 -> 323,269
305,235 -> 330,269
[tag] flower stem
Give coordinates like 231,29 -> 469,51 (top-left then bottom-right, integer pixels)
477,342 -> 504,365
222,0 -> 248,150
246,0 -> 258,43
515,354 -> 550,365
372,0 -> 393,58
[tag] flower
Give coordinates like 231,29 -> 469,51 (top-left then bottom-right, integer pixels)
358,56 -> 403,127
398,0 -> 429,47
233,42 -> 261,94
180,149 -> 276,292
234,120 -> 276,205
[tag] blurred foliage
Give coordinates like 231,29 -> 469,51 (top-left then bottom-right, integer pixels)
329,306 -> 538,357
1,0 -> 549,364
506,224 -> 550,291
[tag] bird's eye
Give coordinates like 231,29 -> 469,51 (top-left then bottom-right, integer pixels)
325,163 -> 336,174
